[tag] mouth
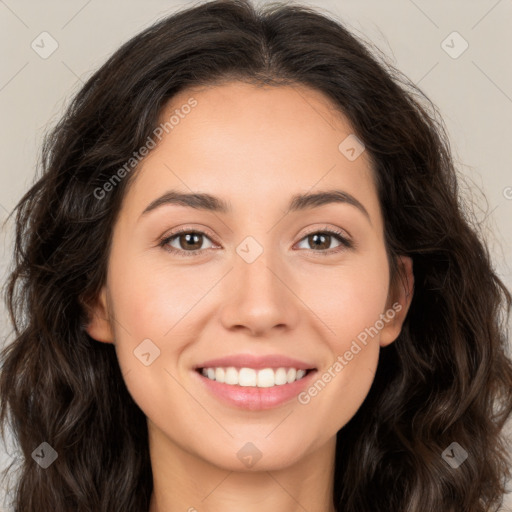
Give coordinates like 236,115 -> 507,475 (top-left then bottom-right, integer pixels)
192,359 -> 318,410
195,366 -> 316,388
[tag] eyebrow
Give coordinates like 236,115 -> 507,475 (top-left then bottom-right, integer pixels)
140,189 -> 371,223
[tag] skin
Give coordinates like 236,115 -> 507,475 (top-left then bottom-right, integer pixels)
86,81 -> 414,512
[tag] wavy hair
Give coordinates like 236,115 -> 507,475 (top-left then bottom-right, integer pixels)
1,0 -> 511,510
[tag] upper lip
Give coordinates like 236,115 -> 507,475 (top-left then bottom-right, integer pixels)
194,354 -> 317,371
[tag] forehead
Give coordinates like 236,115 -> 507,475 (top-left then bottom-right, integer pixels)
122,81 -> 381,228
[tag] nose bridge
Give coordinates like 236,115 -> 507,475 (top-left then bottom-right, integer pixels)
219,236 -> 300,334
238,246 -> 280,298
236,239 -> 286,305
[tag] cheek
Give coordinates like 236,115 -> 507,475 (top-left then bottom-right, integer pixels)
297,248 -> 390,348
294,250 -> 388,422
105,261 -> 192,427
104,254 -> 197,397
109,254 -> 210,340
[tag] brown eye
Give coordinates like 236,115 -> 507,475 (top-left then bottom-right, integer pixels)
296,230 -> 352,253
307,233 -> 332,250
176,232 -> 204,251
161,230 -> 216,255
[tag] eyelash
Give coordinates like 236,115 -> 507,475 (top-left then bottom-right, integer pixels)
158,226 -> 354,257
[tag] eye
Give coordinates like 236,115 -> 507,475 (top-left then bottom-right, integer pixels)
159,228 -> 217,257
295,229 -> 353,255
159,227 -> 353,257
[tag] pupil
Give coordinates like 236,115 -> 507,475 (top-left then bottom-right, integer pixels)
182,233 -> 201,249
310,233 -> 329,250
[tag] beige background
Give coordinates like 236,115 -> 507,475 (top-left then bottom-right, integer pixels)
0,0 -> 511,510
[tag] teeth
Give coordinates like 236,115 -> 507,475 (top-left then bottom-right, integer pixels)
200,366 -> 309,387
215,368 -> 225,382
239,368 -> 256,387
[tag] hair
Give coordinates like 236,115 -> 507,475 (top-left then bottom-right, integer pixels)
1,0 -> 511,510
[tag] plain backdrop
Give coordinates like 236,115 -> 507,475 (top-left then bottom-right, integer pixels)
0,1 -> 511,510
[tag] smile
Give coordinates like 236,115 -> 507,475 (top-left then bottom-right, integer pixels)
198,366 -> 312,388
193,367 -> 318,411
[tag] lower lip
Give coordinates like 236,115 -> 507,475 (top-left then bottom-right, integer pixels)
193,369 -> 317,410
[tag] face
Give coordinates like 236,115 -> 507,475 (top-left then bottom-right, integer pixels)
87,81 -> 413,472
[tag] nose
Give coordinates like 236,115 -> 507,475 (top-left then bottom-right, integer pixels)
219,248 -> 301,337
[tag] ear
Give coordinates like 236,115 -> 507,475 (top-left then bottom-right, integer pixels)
379,255 -> 414,347
83,286 -> 115,344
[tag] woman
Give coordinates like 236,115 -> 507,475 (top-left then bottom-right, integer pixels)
1,0 -> 511,510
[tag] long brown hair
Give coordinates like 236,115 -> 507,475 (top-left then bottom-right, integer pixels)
1,1 -> 511,510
